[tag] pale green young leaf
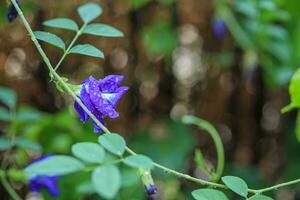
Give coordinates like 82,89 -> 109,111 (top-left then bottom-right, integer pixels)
98,133 -> 126,156
0,86 -> 16,109
282,68 -> 300,113
123,154 -> 154,169
192,189 -> 228,200
43,18 -> 79,31
92,165 -> 121,199
83,24 -> 124,37
72,142 -> 105,163
221,176 -> 248,197
69,44 -> 104,58
249,194 -> 273,200
0,107 -> 11,121
78,3 -> 102,23
24,155 -> 84,176
289,68 -> 300,107
34,31 -> 65,50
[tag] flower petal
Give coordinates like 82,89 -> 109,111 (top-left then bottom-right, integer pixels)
101,86 -> 128,107
29,175 -> 60,197
99,75 -> 124,92
74,101 -> 89,122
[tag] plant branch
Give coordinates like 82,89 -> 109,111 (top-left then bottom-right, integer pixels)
54,24 -> 87,71
0,174 -> 22,200
9,0 -> 300,196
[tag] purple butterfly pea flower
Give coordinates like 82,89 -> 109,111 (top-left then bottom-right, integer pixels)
74,75 -> 128,133
7,0 -> 21,23
212,17 -> 227,40
27,155 -> 61,197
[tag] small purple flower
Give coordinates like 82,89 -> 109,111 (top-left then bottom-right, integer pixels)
28,155 -> 61,197
7,0 -> 21,23
212,17 -> 227,40
74,75 -> 128,133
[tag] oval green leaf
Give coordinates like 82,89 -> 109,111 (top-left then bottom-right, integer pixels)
83,23 -> 124,37
123,154 -> 153,169
78,3 -> 102,23
43,18 -> 78,31
69,44 -> 104,58
0,107 -> 11,121
221,176 -> 248,197
192,189 -> 229,200
72,142 -> 105,163
34,31 -> 65,50
98,133 -> 126,156
0,137 -> 11,151
92,165 -> 121,199
15,138 -> 42,152
249,194 -> 274,200
0,86 -> 16,109
24,155 -> 84,176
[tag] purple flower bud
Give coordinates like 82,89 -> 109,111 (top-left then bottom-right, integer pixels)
140,170 -> 157,196
74,75 -> 128,133
212,17 -> 227,40
7,0 -> 21,23
27,155 -> 61,197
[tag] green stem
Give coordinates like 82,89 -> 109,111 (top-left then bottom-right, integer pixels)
9,0 -> 300,196
0,175 -> 22,200
54,23 -> 87,71
182,115 -> 225,181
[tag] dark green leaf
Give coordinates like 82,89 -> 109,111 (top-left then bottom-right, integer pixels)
43,18 -> 78,31
34,31 -> 65,50
0,137 -> 11,151
192,189 -> 228,200
249,194 -> 273,200
78,3 -> 102,23
0,86 -> 16,109
296,111 -> 300,142
98,133 -> 126,156
0,107 -> 11,121
123,154 -> 153,169
221,176 -> 248,197
69,44 -> 104,58
24,155 -> 84,176
15,138 -> 42,151
83,23 -> 123,37
76,181 -> 95,194
72,142 -> 105,163
92,165 -> 121,199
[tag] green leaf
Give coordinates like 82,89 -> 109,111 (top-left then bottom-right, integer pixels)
43,18 -> 79,31
78,3 -> 102,23
123,154 -> 153,169
98,133 -> 126,156
72,142 -> 105,163
92,165 -> 121,199
249,194 -> 274,200
0,137 -> 11,151
192,189 -> 228,200
15,108 -> 42,121
83,24 -> 123,37
24,155 -> 84,176
15,137 -> 42,151
289,69 -> 300,108
221,176 -> 248,197
0,86 -> 16,109
34,31 -> 65,50
296,111 -> 300,142
69,44 -> 104,58
0,107 -> 11,121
